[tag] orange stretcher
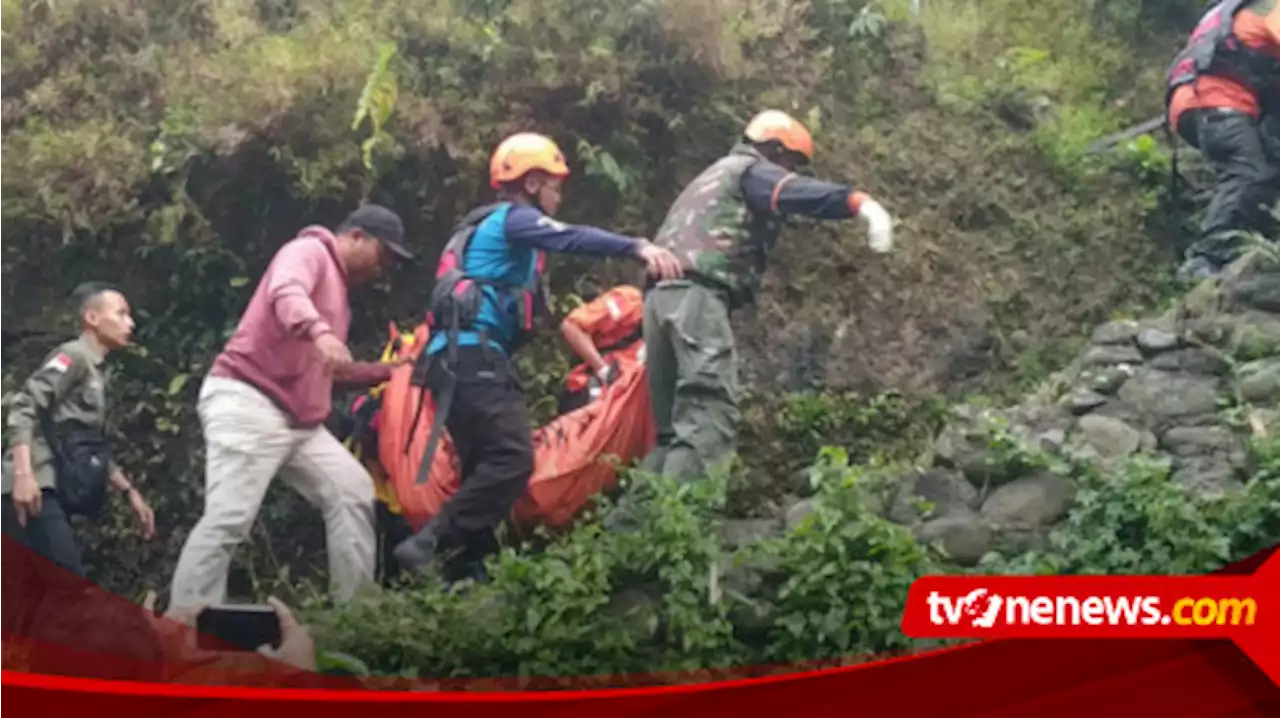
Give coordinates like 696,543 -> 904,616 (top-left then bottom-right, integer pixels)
350,322 -> 655,535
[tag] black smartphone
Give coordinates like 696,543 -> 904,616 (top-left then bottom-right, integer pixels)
195,604 -> 282,652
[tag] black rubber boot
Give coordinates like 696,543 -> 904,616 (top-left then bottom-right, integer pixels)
392,522 -> 441,574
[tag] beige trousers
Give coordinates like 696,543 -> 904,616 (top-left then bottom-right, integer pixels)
168,376 -> 377,608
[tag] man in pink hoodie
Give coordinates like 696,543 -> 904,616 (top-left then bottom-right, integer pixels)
168,204 -> 414,609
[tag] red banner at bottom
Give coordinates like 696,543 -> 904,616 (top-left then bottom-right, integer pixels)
1,544 -> 1278,715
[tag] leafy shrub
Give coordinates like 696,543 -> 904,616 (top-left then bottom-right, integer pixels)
776,390 -> 947,465
302,467 -> 742,681
305,447 -> 942,680
751,447 -> 941,663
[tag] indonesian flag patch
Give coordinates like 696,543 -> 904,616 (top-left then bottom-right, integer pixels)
44,353 -> 73,373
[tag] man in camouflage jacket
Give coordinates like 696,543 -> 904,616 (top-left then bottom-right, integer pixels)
639,110 -> 896,484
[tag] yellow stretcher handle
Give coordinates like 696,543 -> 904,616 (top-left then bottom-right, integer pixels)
349,325 -> 418,516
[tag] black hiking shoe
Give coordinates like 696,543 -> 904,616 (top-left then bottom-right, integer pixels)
392,527 -> 440,574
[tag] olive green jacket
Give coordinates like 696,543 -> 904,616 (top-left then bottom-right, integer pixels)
2,335 -> 119,495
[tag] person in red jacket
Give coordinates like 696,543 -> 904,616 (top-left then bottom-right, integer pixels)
169,204 -> 414,610
1166,0 -> 1280,279
557,283 -> 645,415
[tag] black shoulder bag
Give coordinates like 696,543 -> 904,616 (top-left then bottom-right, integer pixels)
36,406 -> 113,518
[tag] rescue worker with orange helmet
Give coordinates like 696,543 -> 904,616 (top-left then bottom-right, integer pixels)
632,109 -> 895,493
1165,0 -> 1280,280
392,132 -> 682,582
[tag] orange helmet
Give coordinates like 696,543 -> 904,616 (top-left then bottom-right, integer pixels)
743,110 -> 814,162
489,132 -> 571,189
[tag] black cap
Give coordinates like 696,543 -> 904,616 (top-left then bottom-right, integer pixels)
338,203 -> 413,261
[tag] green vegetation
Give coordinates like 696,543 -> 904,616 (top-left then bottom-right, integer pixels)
4,0 -> 1271,683
302,435 -> 1280,682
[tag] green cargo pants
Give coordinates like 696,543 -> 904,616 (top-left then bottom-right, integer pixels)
640,280 -> 741,482
602,280 -> 739,533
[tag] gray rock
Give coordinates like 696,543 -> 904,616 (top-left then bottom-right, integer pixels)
887,469 -> 978,524
1221,246 -> 1280,282
1225,273 -> 1280,313
934,417 -> 1034,488
1239,311 -> 1280,337
1146,313 -> 1179,333
722,519 -> 783,549
1089,399 -> 1148,428
1064,440 -> 1103,464
931,421 -> 980,469
1136,328 -> 1180,355
1083,345 -> 1144,367
1160,425 -> 1240,458
1230,310 -> 1280,359
1116,369 -> 1222,429
1231,445 -> 1254,472
1036,428 -> 1067,453
1011,403 -> 1076,433
996,527 -> 1052,555
1172,458 -> 1243,496
1189,315 -> 1237,349
1091,320 -> 1141,345
1250,408 -> 1279,436
1181,275 -> 1225,320
1140,430 -> 1159,452
784,499 -> 816,531
1148,348 -> 1231,376
1090,368 -> 1130,395
1067,390 -> 1109,414
915,513 -> 994,567
980,472 -> 1076,530
1238,358 -> 1280,405
1075,414 -> 1143,458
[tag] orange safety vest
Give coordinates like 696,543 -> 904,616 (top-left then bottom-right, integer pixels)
563,285 -> 645,394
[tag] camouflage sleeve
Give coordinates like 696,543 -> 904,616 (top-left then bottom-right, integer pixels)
6,346 -> 87,447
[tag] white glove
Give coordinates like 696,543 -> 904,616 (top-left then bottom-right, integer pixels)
858,198 -> 894,254
588,362 -> 620,400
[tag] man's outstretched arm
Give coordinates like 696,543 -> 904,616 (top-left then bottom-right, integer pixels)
742,161 -> 894,252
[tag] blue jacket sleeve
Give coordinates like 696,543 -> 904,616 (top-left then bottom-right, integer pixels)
740,161 -> 858,220
505,205 -> 642,258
